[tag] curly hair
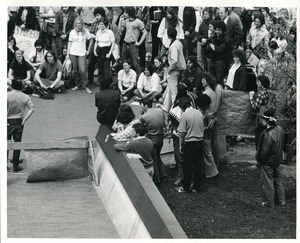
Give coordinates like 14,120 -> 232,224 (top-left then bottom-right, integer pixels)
232,49 -> 246,64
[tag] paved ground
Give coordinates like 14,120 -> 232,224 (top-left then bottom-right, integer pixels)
7,85 -> 119,238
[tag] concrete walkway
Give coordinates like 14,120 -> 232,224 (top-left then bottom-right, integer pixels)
7,85 -> 119,238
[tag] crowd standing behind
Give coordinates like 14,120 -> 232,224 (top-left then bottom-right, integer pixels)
7,6 -> 296,206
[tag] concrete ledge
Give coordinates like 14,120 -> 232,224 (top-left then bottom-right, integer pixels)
95,125 -> 187,239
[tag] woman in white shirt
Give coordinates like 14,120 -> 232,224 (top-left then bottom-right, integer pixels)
134,64 -> 162,104
157,7 -> 184,56
117,61 -> 137,102
225,49 -> 247,91
94,18 -> 115,86
66,17 -> 93,94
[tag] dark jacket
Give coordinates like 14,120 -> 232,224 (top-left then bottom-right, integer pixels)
231,64 -> 247,91
55,9 -> 78,37
226,11 -> 244,47
95,89 -> 121,125
182,7 -> 196,33
256,125 -> 285,167
197,18 -> 214,41
206,33 -> 230,61
181,66 -> 203,92
16,7 -> 40,31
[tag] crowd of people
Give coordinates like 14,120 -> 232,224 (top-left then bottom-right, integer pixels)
7,6 -> 296,208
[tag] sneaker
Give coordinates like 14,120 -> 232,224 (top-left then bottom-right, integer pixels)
134,96 -> 141,102
84,88 -> 92,94
72,86 -> 80,91
32,93 -> 40,97
13,166 -> 23,172
262,202 -> 274,208
121,96 -> 128,102
278,201 -> 286,206
175,186 -> 187,193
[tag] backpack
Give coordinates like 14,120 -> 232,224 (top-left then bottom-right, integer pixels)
32,86 -> 54,99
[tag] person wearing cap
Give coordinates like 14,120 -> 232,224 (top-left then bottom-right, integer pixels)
249,75 -> 270,148
256,110 -> 285,208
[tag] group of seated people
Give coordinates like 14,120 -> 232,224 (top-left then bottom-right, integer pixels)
7,38 -> 65,94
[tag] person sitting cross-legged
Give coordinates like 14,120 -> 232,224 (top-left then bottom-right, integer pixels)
134,64 -> 162,103
34,50 -> 65,93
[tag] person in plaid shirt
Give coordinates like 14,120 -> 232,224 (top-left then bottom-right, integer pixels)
249,75 -> 270,149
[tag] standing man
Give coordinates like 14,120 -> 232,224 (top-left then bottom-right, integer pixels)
120,7 -> 148,76
7,79 -> 35,172
176,97 -> 204,193
161,27 -> 186,113
139,98 -> 167,185
55,7 -> 78,59
219,7 -> 244,49
256,110 -> 285,208
39,6 -> 60,52
182,7 -> 196,58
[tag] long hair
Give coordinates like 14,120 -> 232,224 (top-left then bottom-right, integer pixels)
119,104 -> 135,120
73,16 -> 87,34
44,50 -> 57,63
166,7 -> 180,28
8,36 -> 17,49
202,72 -> 217,91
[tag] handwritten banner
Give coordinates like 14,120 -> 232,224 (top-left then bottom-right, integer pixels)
13,26 -> 40,59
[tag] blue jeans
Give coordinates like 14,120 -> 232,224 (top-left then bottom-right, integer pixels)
261,164 -> 285,207
7,119 -> 23,168
70,54 -> 88,89
122,43 -> 140,76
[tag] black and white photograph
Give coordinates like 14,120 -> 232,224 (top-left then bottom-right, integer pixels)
1,0 -> 298,242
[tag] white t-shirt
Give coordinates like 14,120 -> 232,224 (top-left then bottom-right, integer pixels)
226,63 -> 241,89
118,69 -> 137,88
137,73 -> 162,92
27,49 -> 47,64
69,29 -> 92,56
96,29 -> 115,47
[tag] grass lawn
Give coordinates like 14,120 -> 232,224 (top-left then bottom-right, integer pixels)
158,142 -> 296,239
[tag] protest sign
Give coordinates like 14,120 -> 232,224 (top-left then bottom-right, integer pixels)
13,25 -> 40,59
